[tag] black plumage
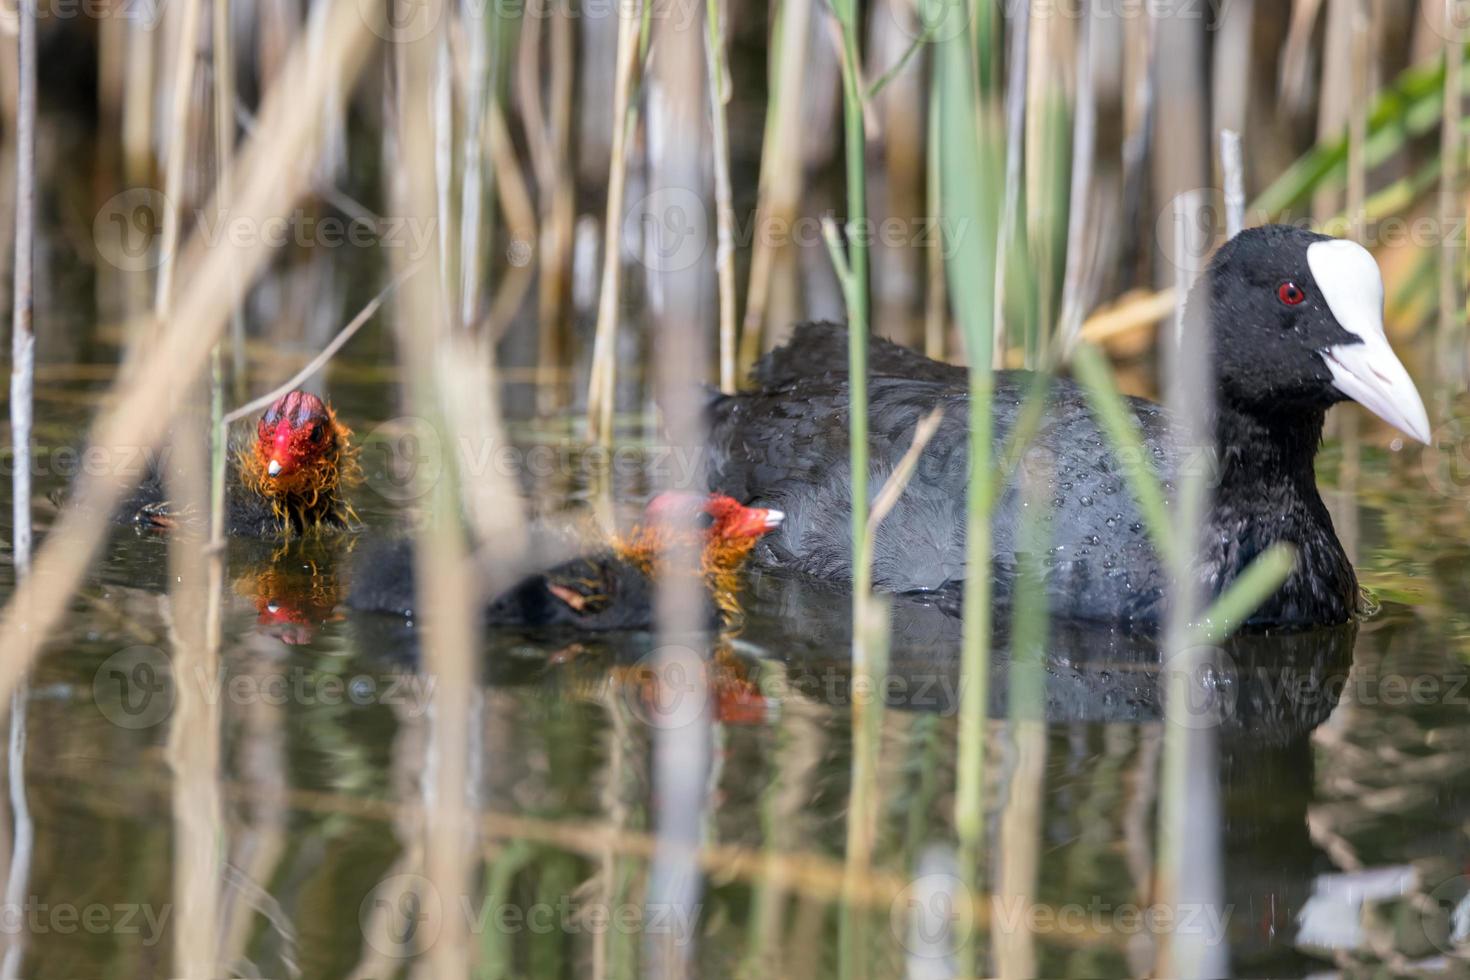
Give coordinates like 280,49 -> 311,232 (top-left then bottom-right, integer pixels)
345,538 -> 703,632
117,461 -> 343,537
707,226 -> 1429,628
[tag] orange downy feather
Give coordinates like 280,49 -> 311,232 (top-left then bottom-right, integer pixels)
237,406 -> 363,534
611,524 -> 761,626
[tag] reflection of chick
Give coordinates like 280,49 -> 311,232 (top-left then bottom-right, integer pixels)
125,391 -> 362,537
348,492 -> 783,632
552,644 -> 772,726
233,543 -> 351,644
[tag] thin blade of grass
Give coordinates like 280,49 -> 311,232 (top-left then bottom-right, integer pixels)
1186,543 -> 1298,647
1070,342 -> 1181,570
1252,45 -> 1463,216
932,0 -> 1002,971
866,407 -> 944,536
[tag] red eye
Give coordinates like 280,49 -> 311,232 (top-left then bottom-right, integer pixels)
1277,281 -> 1306,306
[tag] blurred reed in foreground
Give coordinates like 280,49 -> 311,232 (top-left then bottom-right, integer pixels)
0,0 -> 1466,975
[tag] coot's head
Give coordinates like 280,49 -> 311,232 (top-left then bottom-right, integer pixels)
1195,224 -> 1430,442
252,390 -> 349,497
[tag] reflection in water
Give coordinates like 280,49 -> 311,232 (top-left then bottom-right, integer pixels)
233,539 -> 354,645
8,415 -> 1470,976
736,572 -> 1359,975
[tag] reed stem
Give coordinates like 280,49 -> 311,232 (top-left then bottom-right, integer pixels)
705,0 -> 737,392
1442,0 -> 1464,384
738,0 -> 810,368
828,0 -> 871,714
154,0 -> 204,324
1219,128 -> 1246,239
1,3 -> 36,973
932,2 -> 1000,971
210,0 -> 238,550
586,0 -> 642,443
8,0 -> 35,583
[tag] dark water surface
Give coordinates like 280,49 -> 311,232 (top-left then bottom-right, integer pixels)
3,290 -> 1470,978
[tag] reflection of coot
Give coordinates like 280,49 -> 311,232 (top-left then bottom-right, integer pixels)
737,570 -> 1356,746
739,570 -> 1358,975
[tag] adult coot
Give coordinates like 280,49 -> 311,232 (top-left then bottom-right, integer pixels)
706,226 -> 1430,627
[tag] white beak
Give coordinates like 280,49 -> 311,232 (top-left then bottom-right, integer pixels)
762,509 -> 785,529
1307,239 -> 1432,444
1321,336 -> 1431,444
267,458 -> 283,477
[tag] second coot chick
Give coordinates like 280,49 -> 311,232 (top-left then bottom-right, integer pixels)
120,390 -> 362,536
347,492 -> 783,631
706,226 -> 1430,628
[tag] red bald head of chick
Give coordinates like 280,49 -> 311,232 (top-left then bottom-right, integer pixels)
242,390 -> 362,530
614,491 -> 782,625
642,491 -> 784,542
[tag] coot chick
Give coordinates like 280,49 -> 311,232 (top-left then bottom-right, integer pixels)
707,226 -> 1430,627
347,492 -> 784,631
120,390 -> 362,536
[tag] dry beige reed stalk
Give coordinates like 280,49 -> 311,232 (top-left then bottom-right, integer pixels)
0,0 -> 375,730
8,0 -> 34,581
586,0 -> 642,444
153,0 -> 204,323
1,1 -> 36,972
705,0 -> 737,393
738,0 -> 811,366
388,0 -> 527,971
165,480 -> 224,979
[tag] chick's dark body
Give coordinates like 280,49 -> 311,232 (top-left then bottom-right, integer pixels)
346,539 -> 717,631
118,452 -> 355,537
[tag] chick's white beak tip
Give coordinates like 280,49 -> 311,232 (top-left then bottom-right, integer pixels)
763,509 -> 785,529
267,459 -> 283,477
